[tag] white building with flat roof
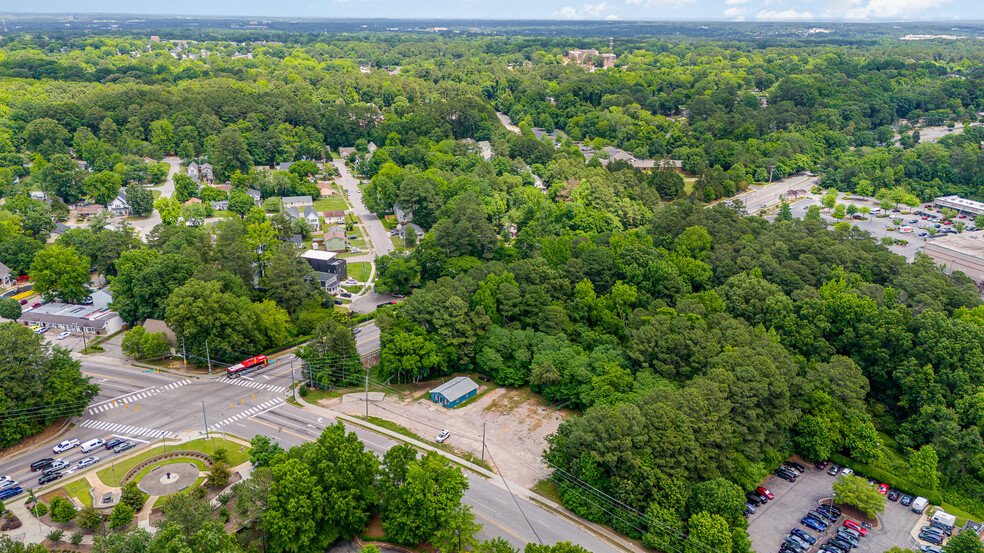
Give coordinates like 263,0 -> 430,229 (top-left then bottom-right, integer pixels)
935,195 -> 984,217
923,231 -> 984,283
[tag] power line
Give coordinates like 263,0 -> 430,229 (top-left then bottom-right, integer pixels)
484,445 -> 543,546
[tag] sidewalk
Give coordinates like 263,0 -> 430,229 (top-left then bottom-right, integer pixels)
3,498 -> 55,544
291,394 -> 644,553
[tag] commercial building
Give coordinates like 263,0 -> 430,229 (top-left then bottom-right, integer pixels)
934,195 -> 984,217
429,376 -> 479,408
923,231 -> 984,282
300,250 -> 347,293
19,302 -> 124,336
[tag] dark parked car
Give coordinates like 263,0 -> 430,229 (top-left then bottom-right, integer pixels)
0,487 -> 23,500
38,472 -> 63,485
901,495 -> 914,506
827,464 -> 840,476
790,529 -> 816,544
103,438 -> 125,450
830,537 -> 855,550
775,469 -> 797,482
745,494 -> 763,506
30,458 -> 54,472
919,534 -> 943,546
815,460 -> 829,470
478,375 -> 492,382
888,489 -> 900,501
785,461 -> 806,473
113,441 -> 136,453
801,517 -> 826,532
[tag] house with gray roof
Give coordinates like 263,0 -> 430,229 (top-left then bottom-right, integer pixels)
0,262 -> 13,290
430,377 -> 479,408
281,196 -> 313,209
246,189 -> 262,206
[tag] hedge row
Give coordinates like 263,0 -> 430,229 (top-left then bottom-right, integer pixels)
828,453 -> 943,505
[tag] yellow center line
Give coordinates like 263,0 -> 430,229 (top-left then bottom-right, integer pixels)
357,336 -> 377,346
82,371 -> 134,384
473,509 -> 528,543
273,366 -> 296,377
248,418 -> 314,443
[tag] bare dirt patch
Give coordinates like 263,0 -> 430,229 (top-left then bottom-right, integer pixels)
328,383 -> 568,488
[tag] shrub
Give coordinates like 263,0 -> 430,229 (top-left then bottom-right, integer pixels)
70,532 -> 84,545
192,486 -> 207,500
216,493 -> 232,506
119,481 -> 147,511
207,462 -> 232,488
49,496 -> 77,523
29,501 -> 47,517
76,505 -> 102,531
46,529 -> 64,542
299,386 -> 308,397
211,448 -> 228,463
108,503 -> 134,531
219,506 -> 229,523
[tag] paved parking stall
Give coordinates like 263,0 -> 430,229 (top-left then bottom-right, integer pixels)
748,464 -> 924,553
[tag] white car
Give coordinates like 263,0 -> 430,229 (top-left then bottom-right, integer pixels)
76,456 -> 99,469
349,247 -> 362,253
0,479 -> 18,490
436,429 -> 451,443
841,467 -> 854,477
56,331 -> 71,340
48,459 -> 68,471
53,439 -> 80,454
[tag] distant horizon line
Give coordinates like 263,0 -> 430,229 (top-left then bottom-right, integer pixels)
1,12 -> 983,24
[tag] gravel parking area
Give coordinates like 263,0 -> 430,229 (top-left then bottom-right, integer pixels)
748,463 -> 924,553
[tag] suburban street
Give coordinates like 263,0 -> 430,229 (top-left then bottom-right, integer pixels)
0,353 -> 620,552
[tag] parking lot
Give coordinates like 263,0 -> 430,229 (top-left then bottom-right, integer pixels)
748,462 -> 924,553
775,195 -> 975,262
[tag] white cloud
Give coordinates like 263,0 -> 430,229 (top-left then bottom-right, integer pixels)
724,7 -> 747,16
755,8 -> 815,19
625,0 -> 697,7
725,0 -> 751,5
605,13 -> 621,19
583,1 -> 611,15
557,6 -> 583,18
840,0 -> 949,18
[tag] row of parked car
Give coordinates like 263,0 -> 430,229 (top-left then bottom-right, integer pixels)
0,437 -> 140,497
783,504 -> 870,553
918,520 -> 953,547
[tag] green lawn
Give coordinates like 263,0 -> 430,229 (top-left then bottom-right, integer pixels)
153,477 -> 205,507
302,387 -> 343,403
96,437 -> 249,487
347,262 -> 370,282
314,197 -> 348,211
63,478 -> 93,508
350,239 -> 368,248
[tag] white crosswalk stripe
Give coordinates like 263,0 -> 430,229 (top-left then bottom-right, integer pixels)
87,380 -> 191,415
208,399 -> 285,430
80,419 -> 173,438
227,379 -> 287,394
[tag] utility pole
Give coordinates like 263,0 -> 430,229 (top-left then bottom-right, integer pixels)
80,327 -> 87,352
205,339 -> 212,375
364,368 -> 370,420
481,422 -> 487,462
202,401 -> 210,439
181,336 -> 187,371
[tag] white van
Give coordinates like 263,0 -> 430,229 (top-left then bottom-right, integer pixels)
80,438 -> 105,453
911,496 -> 928,514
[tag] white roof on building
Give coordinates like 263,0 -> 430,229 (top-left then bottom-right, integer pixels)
430,376 -> 478,400
936,195 -> 984,213
301,250 -> 337,261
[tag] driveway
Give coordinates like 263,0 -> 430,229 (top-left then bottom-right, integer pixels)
748,464 -> 924,553
129,156 -> 182,238
729,173 -> 819,213
331,160 -> 393,259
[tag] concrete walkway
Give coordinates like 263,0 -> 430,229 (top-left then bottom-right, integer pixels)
3,497 -> 56,544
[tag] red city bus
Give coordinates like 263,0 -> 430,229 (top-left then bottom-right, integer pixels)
226,355 -> 269,377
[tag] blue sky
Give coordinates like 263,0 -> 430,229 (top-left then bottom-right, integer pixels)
27,0 -> 983,21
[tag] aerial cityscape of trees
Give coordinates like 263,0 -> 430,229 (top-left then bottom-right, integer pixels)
1,24 -> 984,553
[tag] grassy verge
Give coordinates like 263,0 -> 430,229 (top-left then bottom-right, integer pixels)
96,437 -> 249,487
314,197 -> 348,211
302,387 -> 343,403
63,479 -> 93,508
131,458 -> 207,485
362,416 -> 492,472
532,479 -> 563,504
347,262 -> 371,282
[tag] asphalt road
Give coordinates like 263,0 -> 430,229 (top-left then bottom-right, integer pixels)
0,355 -> 617,552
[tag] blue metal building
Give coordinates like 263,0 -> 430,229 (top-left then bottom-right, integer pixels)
430,377 -> 479,408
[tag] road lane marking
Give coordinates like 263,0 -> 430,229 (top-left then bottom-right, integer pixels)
87,380 -> 191,415
80,419 -> 172,438
208,399 -> 285,430
247,417 -> 313,442
82,371 -> 135,384
472,509 -> 528,543
226,379 -> 286,394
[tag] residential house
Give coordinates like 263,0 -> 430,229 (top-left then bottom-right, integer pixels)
316,182 -> 336,197
246,189 -> 262,206
213,184 -> 232,193
274,162 -> 293,172
323,210 -> 346,225
322,230 -> 347,252
77,204 -> 105,218
300,250 -> 347,292
394,204 -> 413,224
184,198 -> 202,205
200,163 -> 214,182
284,206 -> 321,230
338,147 -> 357,158
211,200 -> 229,211
0,262 -> 13,290
107,189 -> 130,217
429,377 -> 479,408
51,223 -> 70,237
142,318 -> 176,347
186,161 -> 200,182
367,142 -> 378,155
281,196 -> 313,210
29,191 -> 48,203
